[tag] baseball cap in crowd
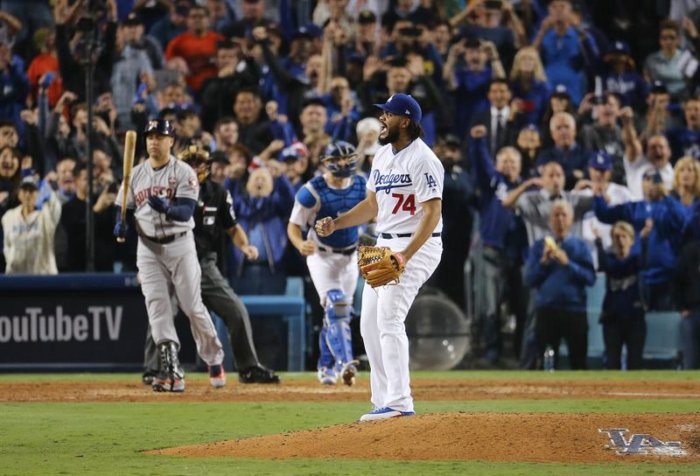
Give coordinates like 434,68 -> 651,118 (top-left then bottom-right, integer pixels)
443,134 -> 462,148
588,152 -> 612,171
19,176 -> 38,191
294,24 -> 323,40
374,93 -> 423,123
643,168 -> 663,184
122,12 -> 143,26
551,84 -> 571,100
358,10 -> 377,24
606,40 -> 631,57
144,119 -> 175,137
279,142 -> 309,162
650,80 -> 668,94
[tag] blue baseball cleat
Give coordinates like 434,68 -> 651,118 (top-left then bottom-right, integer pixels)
359,407 -> 416,422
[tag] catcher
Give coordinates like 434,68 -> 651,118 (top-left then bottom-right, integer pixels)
288,141 -> 366,386
315,94 -> 444,422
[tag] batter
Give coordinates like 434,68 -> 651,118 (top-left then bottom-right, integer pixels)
114,119 -> 224,392
316,94 -> 444,421
288,141 -> 366,386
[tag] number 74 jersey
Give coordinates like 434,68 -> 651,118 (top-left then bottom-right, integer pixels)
368,138 -> 444,234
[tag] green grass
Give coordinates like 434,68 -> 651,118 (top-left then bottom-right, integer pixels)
2,371 -> 700,475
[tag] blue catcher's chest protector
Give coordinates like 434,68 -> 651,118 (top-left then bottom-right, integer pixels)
312,175 -> 366,248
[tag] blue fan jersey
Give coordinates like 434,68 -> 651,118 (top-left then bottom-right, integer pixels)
296,175 -> 367,248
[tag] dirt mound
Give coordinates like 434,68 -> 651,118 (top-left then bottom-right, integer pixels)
154,413 -> 700,463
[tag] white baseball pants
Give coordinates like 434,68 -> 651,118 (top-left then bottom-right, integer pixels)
306,249 -> 359,306
137,232 -> 224,366
360,236 -> 442,412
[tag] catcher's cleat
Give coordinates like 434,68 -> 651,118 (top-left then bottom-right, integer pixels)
359,407 -> 415,422
317,367 -> 337,385
238,364 -> 280,384
208,364 -> 226,388
152,376 -> 185,392
339,360 -> 359,386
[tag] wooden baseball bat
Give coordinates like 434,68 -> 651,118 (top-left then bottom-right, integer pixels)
116,130 -> 137,243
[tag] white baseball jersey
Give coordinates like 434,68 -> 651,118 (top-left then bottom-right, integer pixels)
116,156 -> 199,237
367,138 -> 444,234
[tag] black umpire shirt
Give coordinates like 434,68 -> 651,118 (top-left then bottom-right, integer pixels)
193,178 -> 237,260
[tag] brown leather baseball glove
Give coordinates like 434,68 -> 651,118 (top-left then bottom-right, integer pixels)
358,246 -> 406,287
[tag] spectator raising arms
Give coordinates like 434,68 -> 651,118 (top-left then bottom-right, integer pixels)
2,175 -> 61,274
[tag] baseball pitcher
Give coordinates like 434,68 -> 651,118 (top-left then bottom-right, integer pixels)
316,94 -> 444,422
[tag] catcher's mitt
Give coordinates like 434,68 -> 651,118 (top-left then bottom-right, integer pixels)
358,246 -> 406,287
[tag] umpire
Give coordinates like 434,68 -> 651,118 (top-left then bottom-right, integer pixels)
143,145 -> 279,384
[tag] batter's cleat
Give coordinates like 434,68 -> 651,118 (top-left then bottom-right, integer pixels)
317,367 -> 337,385
238,364 -> 280,384
359,407 -> 415,422
153,341 -> 186,392
339,361 -> 359,386
152,376 -> 185,393
208,364 -> 226,388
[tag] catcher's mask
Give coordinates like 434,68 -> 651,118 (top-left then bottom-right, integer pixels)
321,141 -> 357,178
177,145 -> 210,183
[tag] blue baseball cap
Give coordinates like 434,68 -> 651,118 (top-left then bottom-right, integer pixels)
374,93 -> 422,123
588,152 -> 612,171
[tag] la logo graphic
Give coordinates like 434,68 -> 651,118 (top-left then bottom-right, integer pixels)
598,428 -> 686,456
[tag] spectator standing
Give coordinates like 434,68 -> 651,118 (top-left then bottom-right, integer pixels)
525,200 -> 596,369
2,176 -> 61,274
471,78 -> 526,159
430,134 -> 475,309
443,37 -> 505,138
602,40 -> 649,111
594,221 -> 648,370
470,125 -> 528,365
509,46 -> 551,126
579,93 -> 626,185
621,107 -> 675,199
536,112 -> 592,190
200,40 -> 257,132
165,5 -> 224,94
671,156 -> 700,209
666,96 -> 700,161
533,0 -> 598,106
593,170 -> 688,311
644,19 -> 698,101
147,0 -> 189,51
60,163 -> 116,271
26,28 -> 63,109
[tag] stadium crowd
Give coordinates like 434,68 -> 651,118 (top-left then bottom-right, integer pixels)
1,0 -> 700,370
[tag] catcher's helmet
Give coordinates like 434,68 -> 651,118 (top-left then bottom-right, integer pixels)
177,145 -> 210,182
322,141 -> 358,177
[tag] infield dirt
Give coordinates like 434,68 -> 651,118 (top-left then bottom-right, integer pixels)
5,376 -> 699,463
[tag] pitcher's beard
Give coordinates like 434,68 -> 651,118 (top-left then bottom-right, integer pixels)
378,127 -> 399,145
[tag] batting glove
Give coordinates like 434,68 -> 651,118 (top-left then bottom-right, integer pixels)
148,195 -> 170,214
113,221 -> 127,237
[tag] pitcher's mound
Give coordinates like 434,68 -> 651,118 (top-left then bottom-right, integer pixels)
153,412 -> 700,463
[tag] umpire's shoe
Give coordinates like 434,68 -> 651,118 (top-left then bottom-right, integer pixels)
239,364 -> 280,384
152,341 -> 185,392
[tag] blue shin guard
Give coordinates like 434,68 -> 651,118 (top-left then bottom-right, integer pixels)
323,289 -> 355,369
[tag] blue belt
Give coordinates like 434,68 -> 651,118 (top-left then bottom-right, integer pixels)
380,232 -> 441,239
